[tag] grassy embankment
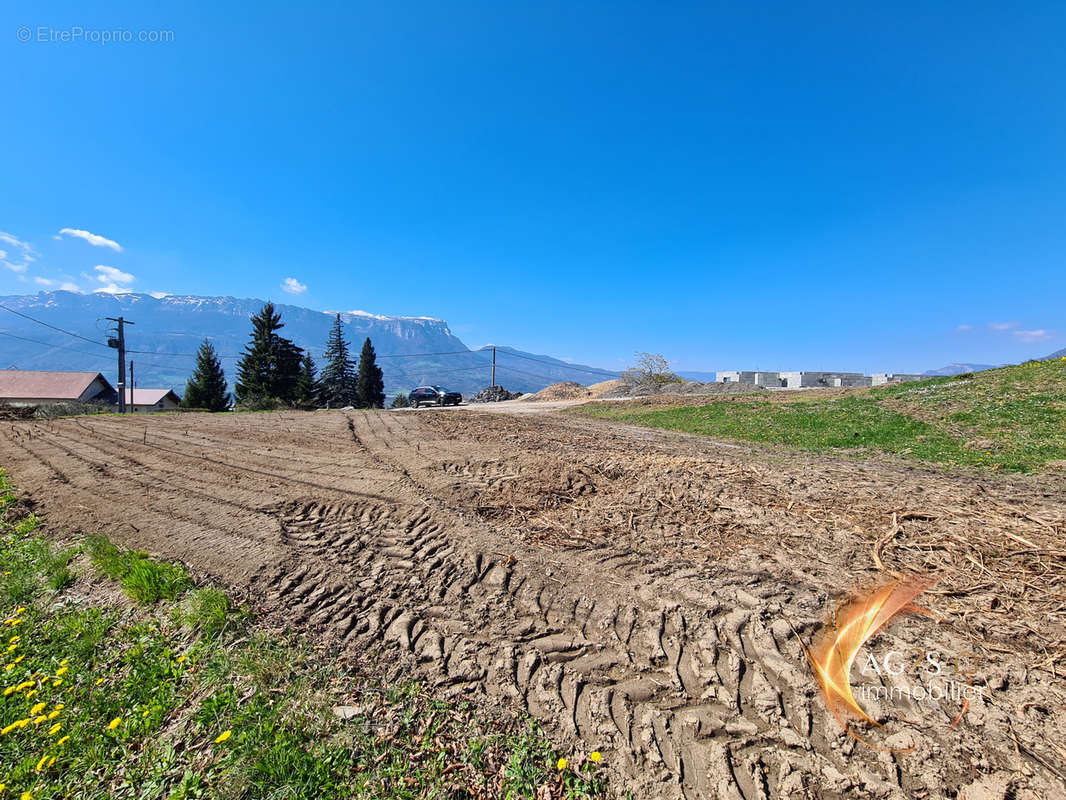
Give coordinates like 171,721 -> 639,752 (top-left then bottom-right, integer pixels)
570,358 -> 1066,473
0,470 -> 607,799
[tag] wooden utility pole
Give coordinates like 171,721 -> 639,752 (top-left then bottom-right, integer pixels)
129,360 -> 135,410
491,346 -> 496,387
106,316 -> 134,413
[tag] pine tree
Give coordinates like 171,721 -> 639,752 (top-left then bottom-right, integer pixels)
295,352 -> 319,409
356,337 -> 385,409
182,340 -> 230,412
318,314 -> 357,408
234,302 -> 303,406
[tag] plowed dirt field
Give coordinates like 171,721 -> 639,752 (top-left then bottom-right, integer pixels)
1,408 -> 1063,799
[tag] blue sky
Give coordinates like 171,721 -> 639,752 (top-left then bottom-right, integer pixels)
1,1 -> 1063,373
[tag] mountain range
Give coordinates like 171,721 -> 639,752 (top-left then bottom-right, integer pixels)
0,291 -> 618,396
922,363 -> 998,376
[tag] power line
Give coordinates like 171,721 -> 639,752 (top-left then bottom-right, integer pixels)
376,350 -> 474,359
0,331 -> 115,363
0,303 -> 111,349
488,348 -> 617,376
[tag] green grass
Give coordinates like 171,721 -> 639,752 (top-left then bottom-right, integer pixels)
84,535 -> 192,604
570,358 -> 1066,472
0,469 -> 609,799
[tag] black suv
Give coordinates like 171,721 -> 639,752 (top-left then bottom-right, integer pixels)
408,386 -> 462,407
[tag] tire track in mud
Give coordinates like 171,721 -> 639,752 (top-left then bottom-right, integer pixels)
261,492 -> 883,800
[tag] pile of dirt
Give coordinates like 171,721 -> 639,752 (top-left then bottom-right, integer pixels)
0,402 -> 35,420
468,385 -> 523,403
600,379 -> 768,398
586,379 -> 625,398
518,381 -> 592,402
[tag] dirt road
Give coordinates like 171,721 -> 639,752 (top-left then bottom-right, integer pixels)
1,408 -> 1063,798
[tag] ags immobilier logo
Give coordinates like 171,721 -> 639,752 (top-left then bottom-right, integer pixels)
803,574 -> 982,751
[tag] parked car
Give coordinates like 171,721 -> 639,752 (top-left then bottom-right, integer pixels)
408,386 -> 462,407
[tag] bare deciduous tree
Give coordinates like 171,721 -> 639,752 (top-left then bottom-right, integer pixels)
620,352 -> 681,391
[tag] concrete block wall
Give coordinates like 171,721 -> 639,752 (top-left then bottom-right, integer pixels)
754,371 -> 781,387
717,371 -> 757,384
871,373 -> 927,386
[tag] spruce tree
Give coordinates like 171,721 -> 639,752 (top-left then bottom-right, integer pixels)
234,302 -> 303,406
295,352 -> 319,409
356,337 -> 385,409
182,340 -> 230,411
318,314 -> 357,408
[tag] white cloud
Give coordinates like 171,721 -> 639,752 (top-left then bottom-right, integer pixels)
59,282 -> 82,293
988,321 -> 1019,331
955,324 -> 973,332
0,231 -> 37,273
94,265 -> 134,284
92,264 -> 135,294
95,283 -> 134,295
58,227 -> 122,251
281,277 -> 307,294
33,277 -> 57,287
1012,329 -> 1053,342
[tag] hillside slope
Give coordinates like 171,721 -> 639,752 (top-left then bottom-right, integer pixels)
572,357 -> 1066,472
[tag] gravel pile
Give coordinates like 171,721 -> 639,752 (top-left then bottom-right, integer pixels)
468,385 -> 523,403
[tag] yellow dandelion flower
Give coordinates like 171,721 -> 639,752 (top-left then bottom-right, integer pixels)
30,702 -> 46,715
11,655 -> 23,664
24,689 -> 36,699
557,757 -> 567,770
142,709 -> 150,718
13,608 -> 24,615
47,710 -> 61,720
21,791 -> 32,800
1,721 -> 20,734
5,645 -> 15,653
55,667 -> 67,677
95,678 -> 105,686
48,723 -> 61,735
52,680 -> 62,688
107,717 -> 122,731
176,655 -> 186,663
8,636 -> 18,643
56,735 -> 69,746
59,659 -> 68,667
47,757 -> 55,767
35,754 -> 49,772
3,686 -> 15,696
33,715 -> 47,725
589,751 -> 602,762
3,665 -> 11,672
214,730 -> 232,744
53,704 -> 64,712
